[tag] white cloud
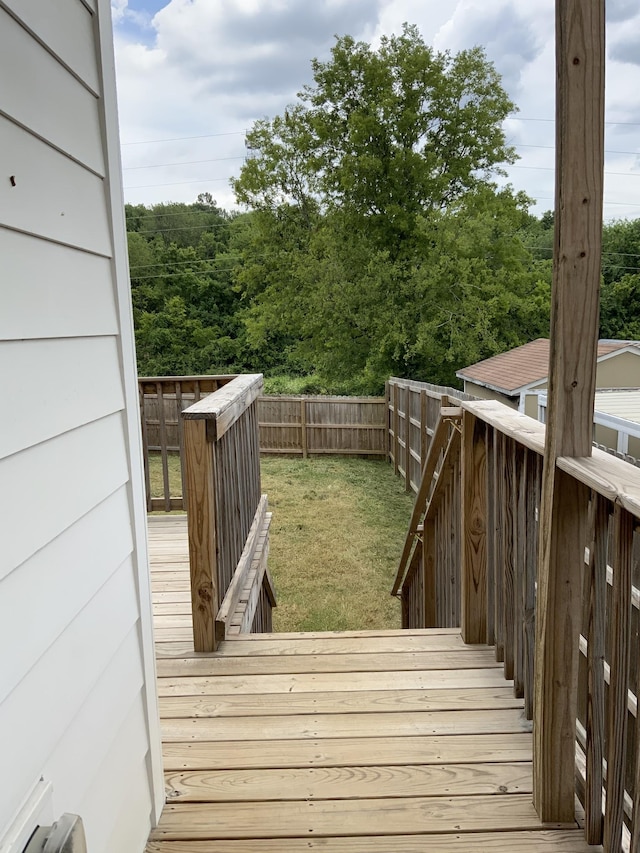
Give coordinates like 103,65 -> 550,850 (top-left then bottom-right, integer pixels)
113,0 -> 640,218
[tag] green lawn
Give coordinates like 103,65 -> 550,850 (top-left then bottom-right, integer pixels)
148,453 -> 414,632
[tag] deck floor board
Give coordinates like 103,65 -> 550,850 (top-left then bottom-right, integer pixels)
147,516 -> 600,852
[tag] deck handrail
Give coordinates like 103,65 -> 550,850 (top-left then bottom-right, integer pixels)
396,389 -> 640,850
181,374 -> 269,652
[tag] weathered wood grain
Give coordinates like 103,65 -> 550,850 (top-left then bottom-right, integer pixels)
461,413 -> 487,643
163,762 -> 532,802
158,686 -> 522,718
145,830 -> 601,852
149,794 -> 573,840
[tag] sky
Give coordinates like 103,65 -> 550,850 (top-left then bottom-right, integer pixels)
111,0 -> 640,221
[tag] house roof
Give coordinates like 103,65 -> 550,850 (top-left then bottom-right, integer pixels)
456,338 -> 636,395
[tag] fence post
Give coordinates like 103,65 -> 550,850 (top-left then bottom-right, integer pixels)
183,417 -> 218,653
300,398 -> 308,458
461,412 -> 487,643
404,386 -> 411,492
393,383 -> 400,475
384,381 -> 391,463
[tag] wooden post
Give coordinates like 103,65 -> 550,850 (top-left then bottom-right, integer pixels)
533,0 -> 605,822
384,381 -> 391,463
404,386 -> 411,492
183,418 -> 218,653
461,412 -> 487,643
393,383 -> 400,475
300,398 -> 308,458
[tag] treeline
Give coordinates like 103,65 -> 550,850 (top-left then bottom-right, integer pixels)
127,26 -> 640,393
127,196 -> 640,393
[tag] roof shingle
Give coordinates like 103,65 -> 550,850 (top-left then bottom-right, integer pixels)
457,338 -> 632,394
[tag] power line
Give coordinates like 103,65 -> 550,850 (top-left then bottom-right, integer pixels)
513,142 -> 639,157
121,130 -> 246,146
123,156 -> 244,171
125,177 -> 232,189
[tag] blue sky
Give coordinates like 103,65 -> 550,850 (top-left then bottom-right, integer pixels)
111,0 -> 640,219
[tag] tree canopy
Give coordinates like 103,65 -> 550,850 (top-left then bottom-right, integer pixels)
125,27 -> 640,393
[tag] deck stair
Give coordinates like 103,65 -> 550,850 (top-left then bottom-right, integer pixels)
147,518 -> 599,852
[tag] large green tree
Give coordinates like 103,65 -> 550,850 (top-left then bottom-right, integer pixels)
234,24 -> 516,260
231,25 -> 549,390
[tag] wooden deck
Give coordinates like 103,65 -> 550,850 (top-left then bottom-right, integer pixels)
146,516 -> 600,852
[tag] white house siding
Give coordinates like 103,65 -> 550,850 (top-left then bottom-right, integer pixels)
0,1 -> 162,851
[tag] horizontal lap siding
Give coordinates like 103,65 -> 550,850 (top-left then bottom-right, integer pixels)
0,229 -> 118,340
0,1 -> 158,849
1,337 -> 124,459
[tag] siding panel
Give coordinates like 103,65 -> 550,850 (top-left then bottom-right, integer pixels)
0,0 -> 100,93
0,487 -> 133,705
45,627 -> 145,819
1,337 -> 124,460
0,8 -> 104,173
0,228 -> 118,341
0,557 -> 140,830
0,413 -> 129,579
78,711 -> 152,853
0,117 -> 111,255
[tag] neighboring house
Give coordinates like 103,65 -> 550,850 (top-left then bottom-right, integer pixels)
456,338 -> 640,418
0,3 -> 163,852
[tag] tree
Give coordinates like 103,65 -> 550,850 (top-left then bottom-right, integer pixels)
231,26 -> 546,390
234,24 -> 516,261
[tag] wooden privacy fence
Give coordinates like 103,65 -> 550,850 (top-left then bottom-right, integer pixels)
387,377 -> 477,494
258,395 -> 386,457
394,391 -> 640,850
139,379 -> 389,510
181,374 -> 276,652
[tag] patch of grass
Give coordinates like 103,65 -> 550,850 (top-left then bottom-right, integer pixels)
148,451 -> 415,632
148,452 -> 182,501
261,457 -> 414,632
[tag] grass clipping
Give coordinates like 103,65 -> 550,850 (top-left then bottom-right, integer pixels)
261,457 -> 414,633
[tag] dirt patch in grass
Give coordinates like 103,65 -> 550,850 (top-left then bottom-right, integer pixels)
261,457 -> 414,632
148,452 -> 415,632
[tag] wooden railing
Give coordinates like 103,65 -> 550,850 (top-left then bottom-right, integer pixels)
395,392 -> 640,850
181,374 -> 276,652
139,374 -> 236,511
387,377 -> 476,493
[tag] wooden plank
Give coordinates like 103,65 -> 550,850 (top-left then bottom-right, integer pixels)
156,648 -> 502,677
404,386 -> 411,491
0,116 -> 110,255
584,493 -> 607,844
163,762 -> 533,802
149,794 -> 571,841
603,506 -> 633,852
145,830 -> 601,852
212,633 -> 469,656
156,668 -> 513,697
161,732 -> 533,772
183,375 -> 263,441
215,496 -> 267,642
183,418 -> 217,653
462,401 -> 545,456
557,451 -> 640,520
461,413 -> 487,643
0,8 -> 104,172
158,686 -> 522,719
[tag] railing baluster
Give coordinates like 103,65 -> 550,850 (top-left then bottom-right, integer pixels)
502,438 -> 516,681
156,381 -> 171,513
604,505 -> 633,852
514,443 -> 526,699
585,492 -> 608,845
523,448 -> 538,721
494,431 -> 505,662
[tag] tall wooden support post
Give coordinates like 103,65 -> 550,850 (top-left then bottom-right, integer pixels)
183,418 -> 219,653
461,412 -> 487,643
533,0 -> 605,823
